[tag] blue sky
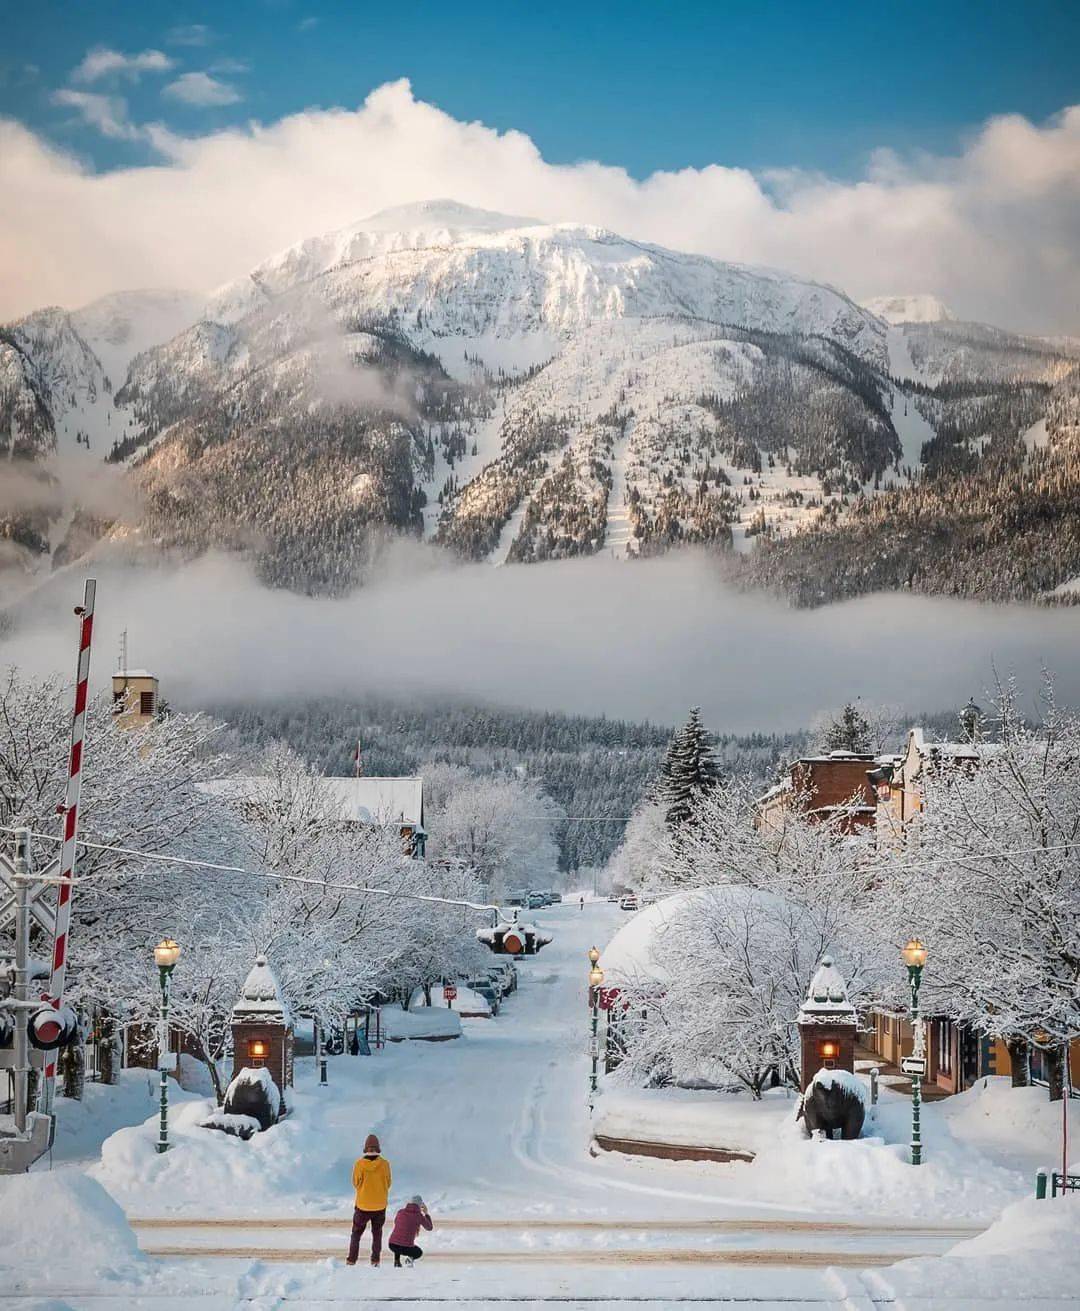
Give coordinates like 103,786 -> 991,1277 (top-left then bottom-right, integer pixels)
3,0 -> 1078,178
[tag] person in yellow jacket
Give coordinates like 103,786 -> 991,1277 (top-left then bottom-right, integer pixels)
346,1132 -> 392,1266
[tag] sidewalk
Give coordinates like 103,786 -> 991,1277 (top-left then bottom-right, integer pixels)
855,1044 -> 950,1102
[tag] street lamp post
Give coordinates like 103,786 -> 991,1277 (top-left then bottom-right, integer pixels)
587,947 -> 603,1109
153,938 -> 181,1155
901,938 -> 928,1166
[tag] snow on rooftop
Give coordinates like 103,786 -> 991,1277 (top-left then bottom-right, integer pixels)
232,954 -> 291,1025
601,885 -> 793,986
113,669 -> 154,679
202,775 -> 423,827
798,955 -> 857,1024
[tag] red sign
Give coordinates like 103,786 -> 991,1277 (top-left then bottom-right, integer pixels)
443,985 -> 458,1001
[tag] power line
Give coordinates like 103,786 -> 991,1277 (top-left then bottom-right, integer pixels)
0,826 -> 500,918
2,823 -> 1077,894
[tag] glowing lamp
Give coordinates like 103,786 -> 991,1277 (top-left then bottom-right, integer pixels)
901,938 -> 928,969
154,938 -> 181,969
588,966 -> 604,988
504,931 -> 525,955
821,1040 -> 839,1059
249,1038 -> 268,1059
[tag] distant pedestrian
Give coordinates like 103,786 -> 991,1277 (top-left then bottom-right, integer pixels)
347,1133 -> 392,1267
389,1194 -> 434,1267
579,895 -> 584,911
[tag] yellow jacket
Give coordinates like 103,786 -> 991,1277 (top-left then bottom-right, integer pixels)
352,1154 -> 392,1211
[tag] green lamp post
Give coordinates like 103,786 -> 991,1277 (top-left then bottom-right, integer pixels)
153,937 -> 181,1154
902,937 -> 928,1166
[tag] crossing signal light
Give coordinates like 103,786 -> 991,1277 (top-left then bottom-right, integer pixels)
28,1004 -> 78,1051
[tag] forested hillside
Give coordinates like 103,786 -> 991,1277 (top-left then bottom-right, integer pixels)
200,695 -> 810,871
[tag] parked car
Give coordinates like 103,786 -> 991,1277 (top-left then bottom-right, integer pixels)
485,965 -> 515,998
504,889 -> 527,907
619,893 -> 639,911
607,892 -> 620,903
488,961 -> 518,993
526,891 -> 547,909
466,976 -> 501,1014
545,891 -> 563,905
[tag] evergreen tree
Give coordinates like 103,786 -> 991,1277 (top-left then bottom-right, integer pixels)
658,707 -> 720,828
819,703 -> 872,755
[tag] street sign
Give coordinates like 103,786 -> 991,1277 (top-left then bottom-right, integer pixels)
901,1056 -> 927,1077
442,985 -> 457,1002
587,1036 -> 600,1058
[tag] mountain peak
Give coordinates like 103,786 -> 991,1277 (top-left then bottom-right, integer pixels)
355,199 -> 541,233
862,294 -> 954,325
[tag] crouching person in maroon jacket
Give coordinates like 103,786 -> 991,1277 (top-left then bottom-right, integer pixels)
388,1195 -> 434,1267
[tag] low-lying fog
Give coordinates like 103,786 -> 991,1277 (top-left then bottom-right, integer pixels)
5,549 -> 1078,732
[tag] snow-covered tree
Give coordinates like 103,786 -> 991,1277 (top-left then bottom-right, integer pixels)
616,776 -> 884,1094
656,707 -> 720,829
879,681 -> 1080,1096
815,702 -> 873,754
422,762 -> 563,895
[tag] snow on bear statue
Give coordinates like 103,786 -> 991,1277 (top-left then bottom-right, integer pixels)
799,1068 -> 866,1141
222,1066 -> 282,1133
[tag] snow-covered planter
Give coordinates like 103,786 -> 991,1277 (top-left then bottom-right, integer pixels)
383,1007 -> 462,1042
200,1109 -> 262,1141
218,1066 -> 282,1132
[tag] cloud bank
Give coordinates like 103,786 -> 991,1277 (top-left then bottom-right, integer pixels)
6,551 -> 1078,733
2,80 -> 1079,333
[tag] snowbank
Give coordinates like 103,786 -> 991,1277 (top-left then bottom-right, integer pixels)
594,1077 -> 1050,1220
593,1085 -> 793,1156
382,1007 -> 462,1041
877,1195 -> 1080,1304
0,1173 -> 145,1288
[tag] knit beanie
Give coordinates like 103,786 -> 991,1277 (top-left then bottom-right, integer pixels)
364,1132 -> 381,1155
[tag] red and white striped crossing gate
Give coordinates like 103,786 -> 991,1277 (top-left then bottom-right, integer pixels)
43,579 -> 96,1112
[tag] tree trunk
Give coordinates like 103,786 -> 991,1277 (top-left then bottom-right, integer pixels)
1046,1045 -> 1066,1102
423,983 -> 433,1007
1006,1036 -> 1031,1087
60,1040 -> 85,1100
96,1011 -> 119,1085
204,1047 -> 226,1105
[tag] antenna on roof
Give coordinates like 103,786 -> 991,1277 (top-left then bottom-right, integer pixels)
118,629 -> 128,675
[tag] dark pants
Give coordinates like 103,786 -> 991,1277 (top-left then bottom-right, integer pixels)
347,1207 -> 386,1263
389,1241 -> 423,1266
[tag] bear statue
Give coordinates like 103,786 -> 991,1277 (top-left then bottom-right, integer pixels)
799,1072 -> 866,1141
222,1068 -> 281,1132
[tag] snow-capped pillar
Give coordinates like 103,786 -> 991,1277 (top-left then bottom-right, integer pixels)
797,956 -> 858,1092
230,954 -> 294,1107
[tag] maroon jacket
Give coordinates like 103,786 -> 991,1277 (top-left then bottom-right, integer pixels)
389,1202 -> 433,1247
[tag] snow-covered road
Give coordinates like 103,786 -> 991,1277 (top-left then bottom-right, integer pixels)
9,901 -> 1075,1308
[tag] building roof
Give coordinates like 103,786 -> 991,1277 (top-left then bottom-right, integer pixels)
232,954 -> 292,1025
113,669 -> 156,680
798,955 -> 857,1025
202,775 -> 424,828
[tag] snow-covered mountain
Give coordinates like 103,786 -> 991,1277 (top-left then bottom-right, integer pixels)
3,203 -> 1079,603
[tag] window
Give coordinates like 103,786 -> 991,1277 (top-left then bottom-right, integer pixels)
935,1020 -> 953,1078
139,690 -> 155,716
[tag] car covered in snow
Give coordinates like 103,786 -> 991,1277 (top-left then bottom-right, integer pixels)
619,893 -> 639,911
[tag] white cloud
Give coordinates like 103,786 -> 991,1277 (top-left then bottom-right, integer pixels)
50,89 -> 139,141
166,24 -> 213,47
162,71 -> 241,107
4,80 -> 1080,333
71,46 -> 173,84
